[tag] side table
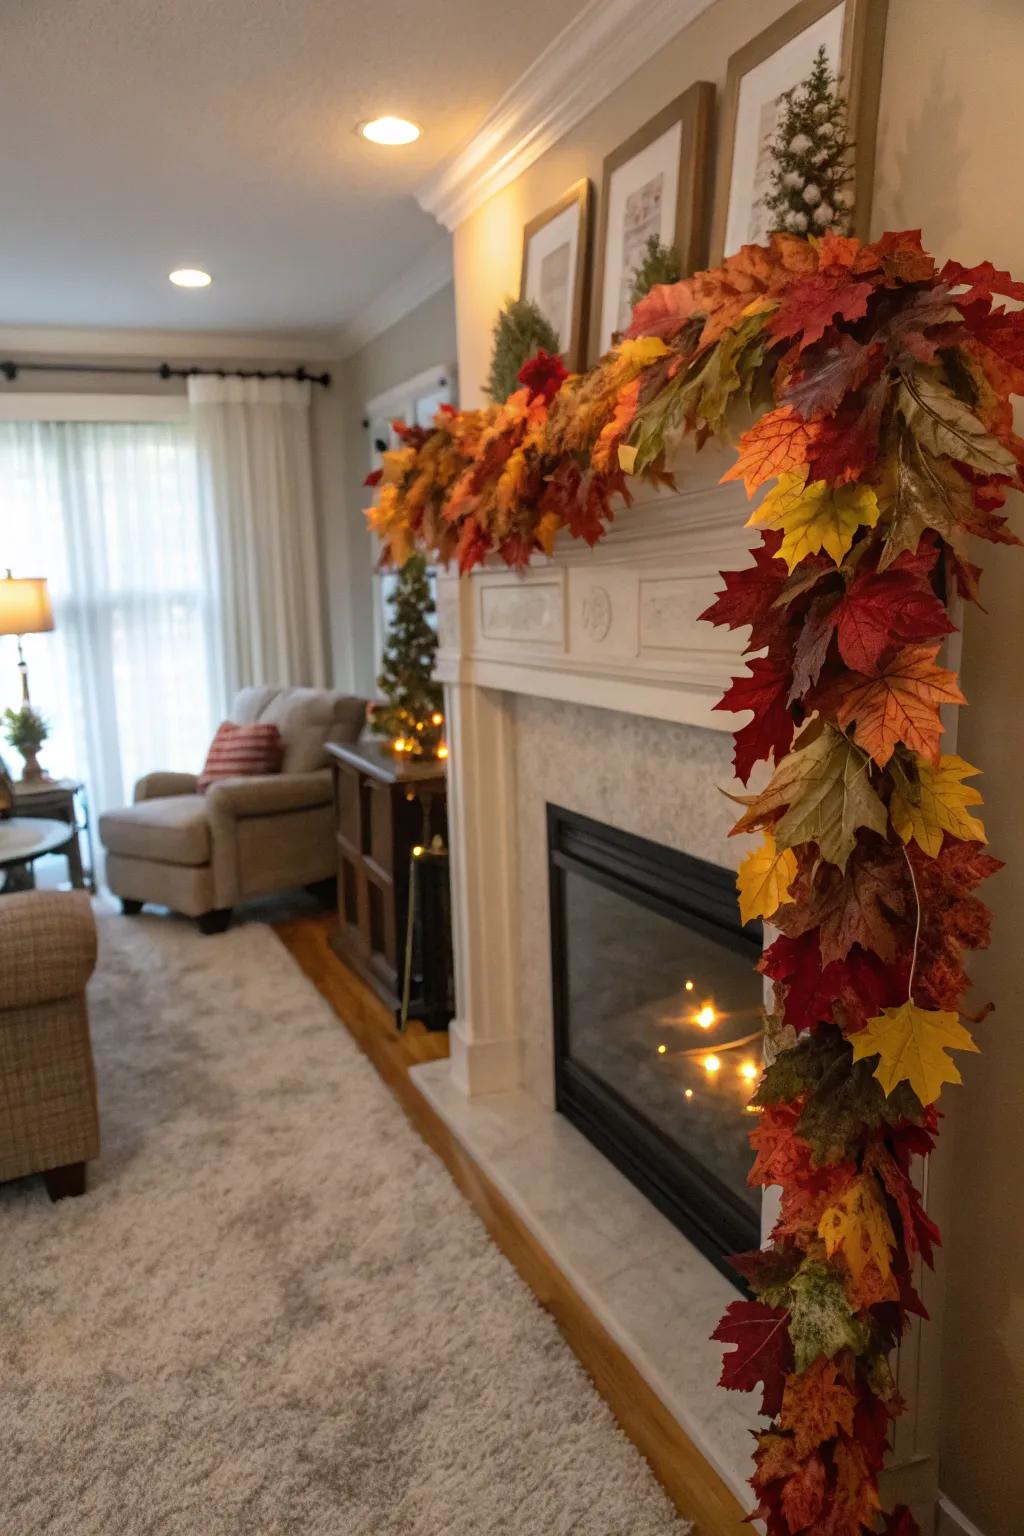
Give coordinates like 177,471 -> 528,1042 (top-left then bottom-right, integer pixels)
12,778 -> 95,891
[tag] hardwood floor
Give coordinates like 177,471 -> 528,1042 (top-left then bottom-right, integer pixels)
275,911 -> 749,1536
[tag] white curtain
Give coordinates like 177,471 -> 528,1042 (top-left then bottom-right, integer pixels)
188,376 -> 326,694
0,419 -> 225,815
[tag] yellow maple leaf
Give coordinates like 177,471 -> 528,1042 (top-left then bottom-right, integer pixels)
818,1176 -> 896,1291
736,832 -> 798,926
749,471 -> 881,572
617,336 -> 671,367
890,754 -> 987,857
850,1000 -> 979,1105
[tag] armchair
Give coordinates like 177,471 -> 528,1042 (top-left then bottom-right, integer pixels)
99,686 -> 367,933
0,891 -> 99,1198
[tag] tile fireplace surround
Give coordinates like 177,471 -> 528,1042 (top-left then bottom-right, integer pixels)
413,451 -> 940,1514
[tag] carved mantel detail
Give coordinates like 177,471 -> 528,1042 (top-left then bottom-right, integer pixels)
435,470 -> 754,732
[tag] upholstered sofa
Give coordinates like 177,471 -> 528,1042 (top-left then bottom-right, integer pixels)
0,890 -> 100,1198
99,686 -> 366,933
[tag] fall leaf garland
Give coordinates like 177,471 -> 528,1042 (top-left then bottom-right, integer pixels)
365,230 -> 1022,1534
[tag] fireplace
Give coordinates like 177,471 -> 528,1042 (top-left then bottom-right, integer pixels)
547,804 -> 763,1284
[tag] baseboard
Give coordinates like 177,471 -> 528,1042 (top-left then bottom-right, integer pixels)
936,1493 -> 987,1536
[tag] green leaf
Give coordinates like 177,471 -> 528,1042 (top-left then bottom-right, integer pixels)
897,365 -> 1017,477
788,1262 -> 870,1372
733,722 -> 888,870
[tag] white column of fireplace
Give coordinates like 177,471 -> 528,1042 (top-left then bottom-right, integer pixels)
420,459 -> 940,1520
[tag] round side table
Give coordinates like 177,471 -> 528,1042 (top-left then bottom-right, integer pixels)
0,818 -> 76,894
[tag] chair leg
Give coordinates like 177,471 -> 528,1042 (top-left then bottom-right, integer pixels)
121,898 -> 144,915
197,908 -> 232,936
43,1162 -> 87,1201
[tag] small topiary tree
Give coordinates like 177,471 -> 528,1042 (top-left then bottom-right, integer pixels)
370,554 -> 445,759
628,235 -> 682,309
762,44 -> 854,238
486,297 -> 561,403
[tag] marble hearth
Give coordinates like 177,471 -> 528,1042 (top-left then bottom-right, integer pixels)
412,461 -> 940,1513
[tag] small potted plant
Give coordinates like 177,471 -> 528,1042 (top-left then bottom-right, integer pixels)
3,703 -> 50,783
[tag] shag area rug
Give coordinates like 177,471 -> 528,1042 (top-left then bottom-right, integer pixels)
1,911 -> 688,1535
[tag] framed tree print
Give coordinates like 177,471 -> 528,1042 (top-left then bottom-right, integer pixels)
519,179 -> 594,374
711,0 -> 888,262
592,81 -> 714,360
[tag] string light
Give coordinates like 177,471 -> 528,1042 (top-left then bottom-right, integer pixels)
436,744 -> 449,759
684,980 -> 695,992
695,1004 -> 717,1029
431,712 -> 444,726
657,1044 -> 667,1055
684,1088 -> 694,1099
739,1060 -> 759,1082
702,1054 -> 721,1075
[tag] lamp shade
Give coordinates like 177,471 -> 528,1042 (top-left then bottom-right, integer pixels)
0,575 -> 54,637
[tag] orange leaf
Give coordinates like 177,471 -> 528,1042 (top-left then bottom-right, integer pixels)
832,643 -> 965,767
722,407 -> 821,497
779,1358 -> 857,1457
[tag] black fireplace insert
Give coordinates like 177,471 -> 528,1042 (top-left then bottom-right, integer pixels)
547,803 -> 764,1286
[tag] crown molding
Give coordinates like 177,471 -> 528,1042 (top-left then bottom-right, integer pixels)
417,0 -> 717,231
333,239 -> 454,359
0,324 -> 340,362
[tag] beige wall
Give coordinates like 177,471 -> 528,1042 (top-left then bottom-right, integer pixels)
450,2 -> 1024,1529
339,280 -> 458,693
875,5 -> 1024,1531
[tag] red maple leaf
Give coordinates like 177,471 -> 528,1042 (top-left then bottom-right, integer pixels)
760,933 -> 905,1035
455,517 -> 491,573
698,532 -> 788,648
804,380 -> 886,485
833,556 -> 953,673
940,257 -> 1024,305
714,654 -> 795,783
867,1142 -> 941,1266
769,272 -> 876,352
712,1299 -> 794,1417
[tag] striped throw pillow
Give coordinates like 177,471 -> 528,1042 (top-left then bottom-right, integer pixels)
198,721 -> 283,792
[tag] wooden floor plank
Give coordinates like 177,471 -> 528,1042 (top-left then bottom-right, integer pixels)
275,912 -> 749,1536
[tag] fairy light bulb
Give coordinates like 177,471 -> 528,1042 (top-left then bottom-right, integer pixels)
695,1004 -> 717,1029
431,712 -> 444,726
684,980 -> 695,992
684,1088 -> 694,1100
657,1044 -> 667,1055
702,1054 -> 721,1075
739,1060 -> 759,1082
436,743 -> 449,760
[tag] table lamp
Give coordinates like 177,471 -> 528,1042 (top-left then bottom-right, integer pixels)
0,569 -> 54,704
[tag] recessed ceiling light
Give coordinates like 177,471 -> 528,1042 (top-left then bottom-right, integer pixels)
169,268 -> 212,288
360,116 -> 420,146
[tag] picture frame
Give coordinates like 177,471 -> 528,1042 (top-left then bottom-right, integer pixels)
711,0 -> 889,263
592,81 -> 715,361
519,179 -> 594,374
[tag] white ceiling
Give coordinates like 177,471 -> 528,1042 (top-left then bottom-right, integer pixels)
1,0 -> 589,338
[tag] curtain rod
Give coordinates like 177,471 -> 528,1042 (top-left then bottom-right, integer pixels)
0,359 -> 332,387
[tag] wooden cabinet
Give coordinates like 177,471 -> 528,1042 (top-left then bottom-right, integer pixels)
327,741 -> 447,1021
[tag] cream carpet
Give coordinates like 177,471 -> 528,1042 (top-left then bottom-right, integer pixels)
0,910 -> 688,1535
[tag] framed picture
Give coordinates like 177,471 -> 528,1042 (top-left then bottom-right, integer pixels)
711,0 -> 888,262
592,81 -> 715,360
520,179 -> 594,373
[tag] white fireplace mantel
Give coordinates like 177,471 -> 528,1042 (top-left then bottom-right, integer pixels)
435,468 -> 754,733
425,464 -> 940,1521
